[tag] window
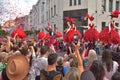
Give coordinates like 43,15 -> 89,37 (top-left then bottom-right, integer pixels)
116,1 -> 119,10
54,24 -> 56,32
102,22 -> 106,29
74,0 -> 76,5
115,23 -> 119,32
70,0 -> 72,6
49,10 -> 50,19
54,5 -> 56,16
109,0 -> 113,12
46,11 -> 48,20
78,0 -> 81,5
103,0 -> 106,11
51,8 -> 53,17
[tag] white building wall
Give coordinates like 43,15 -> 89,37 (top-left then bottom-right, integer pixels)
87,0 -> 120,32
37,0 -> 64,33
27,0 -> 120,33
63,0 -> 88,11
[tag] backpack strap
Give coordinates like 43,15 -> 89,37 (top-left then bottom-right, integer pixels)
40,69 -> 62,80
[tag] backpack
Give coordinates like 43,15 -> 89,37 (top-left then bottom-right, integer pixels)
56,66 -> 64,76
40,69 -> 62,80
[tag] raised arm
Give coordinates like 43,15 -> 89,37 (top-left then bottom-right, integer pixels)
114,25 -> 120,30
74,41 -> 84,73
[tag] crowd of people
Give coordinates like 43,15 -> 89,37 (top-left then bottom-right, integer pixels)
0,10 -> 120,80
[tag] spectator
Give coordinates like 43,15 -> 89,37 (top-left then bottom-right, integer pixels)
90,60 -> 108,80
80,70 -> 95,80
28,45 -> 49,80
56,57 -> 64,76
64,67 -> 80,80
112,71 -> 120,80
38,45 -> 49,70
116,44 -> 120,52
0,52 -> 10,80
102,50 -> 119,80
11,44 -> 21,55
40,53 -> 63,80
86,49 -> 98,69
1,69 -> 9,80
6,54 -> 29,80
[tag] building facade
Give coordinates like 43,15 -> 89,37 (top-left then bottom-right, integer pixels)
28,0 -> 120,33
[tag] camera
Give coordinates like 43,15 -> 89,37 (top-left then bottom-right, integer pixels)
73,34 -> 78,45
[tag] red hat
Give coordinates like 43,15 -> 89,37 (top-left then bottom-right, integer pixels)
56,32 -> 62,38
38,32 -> 45,39
110,10 -> 120,18
70,18 -> 75,24
64,17 -> 70,23
86,14 -> 94,21
44,33 -> 50,40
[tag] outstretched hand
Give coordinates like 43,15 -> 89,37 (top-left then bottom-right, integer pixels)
50,44 -> 56,53
73,40 -> 80,49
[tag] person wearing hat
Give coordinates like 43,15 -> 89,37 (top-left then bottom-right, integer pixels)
99,10 -> 120,45
83,13 -> 99,43
64,17 -> 82,44
6,54 -> 29,80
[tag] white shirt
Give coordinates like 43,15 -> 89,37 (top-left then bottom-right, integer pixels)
104,61 -> 119,80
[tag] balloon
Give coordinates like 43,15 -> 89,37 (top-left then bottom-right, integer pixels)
79,16 -> 84,21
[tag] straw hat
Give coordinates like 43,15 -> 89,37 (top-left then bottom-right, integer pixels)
6,54 -> 29,80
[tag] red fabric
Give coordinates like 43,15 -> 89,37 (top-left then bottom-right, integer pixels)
86,14 -> 94,21
84,24 -> 99,42
110,10 -> 120,18
49,38 -> 55,45
55,40 -> 59,51
56,32 -> 62,38
99,27 -> 120,44
89,17 -> 94,21
38,32 -> 45,39
99,28 -> 110,44
65,17 -> 70,23
70,18 -> 75,24
11,28 -> 26,39
64,33 -> 68,42
64,28 -> 82,43
44,33 -> 50,40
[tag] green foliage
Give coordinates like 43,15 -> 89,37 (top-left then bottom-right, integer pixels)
0,30 -> 9,36
24,30 -> 34,35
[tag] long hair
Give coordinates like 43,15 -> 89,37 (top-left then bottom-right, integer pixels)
102,49 -> 113,72
90,60 -> 105,80
88,49 -> 98,66
64,67 -> 80,80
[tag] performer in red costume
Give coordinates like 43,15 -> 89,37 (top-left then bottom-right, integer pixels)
83,14 -> 99,43
64,17 -> 82,44
99,10 -> 120,45
11,27 -> 26,39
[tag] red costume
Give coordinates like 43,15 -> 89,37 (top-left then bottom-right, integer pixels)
84,23 -> 99,43
83,14 -> 99,43
99,22 -> 120,44
99,10 -> 120,44
64,17 -> 82,44
11,28 -> 26,39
